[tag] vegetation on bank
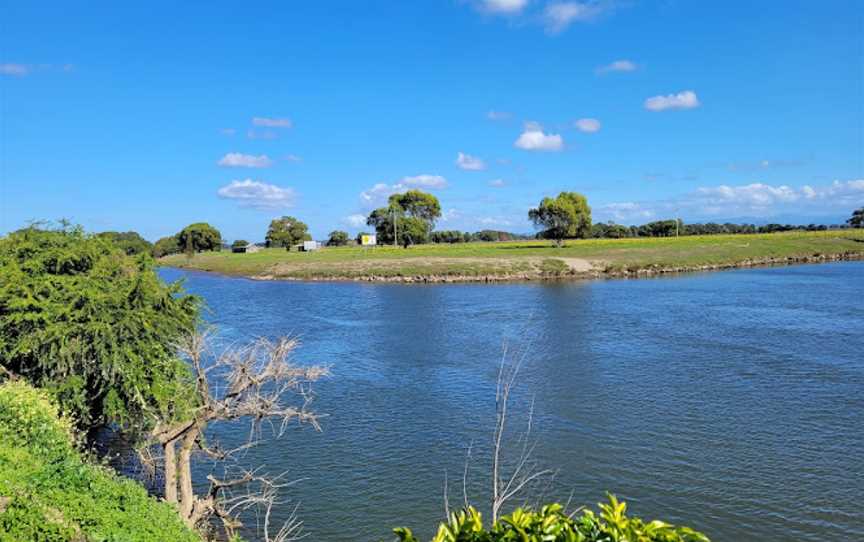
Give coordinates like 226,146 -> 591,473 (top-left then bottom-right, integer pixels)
394,499 -> 708,542
159,229 -> 864,281
0,380 -> 200,542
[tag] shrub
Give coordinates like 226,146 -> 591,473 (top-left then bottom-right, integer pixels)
0,225 -> 200,436
0,381 -> 201,542
394,497 -> 709,542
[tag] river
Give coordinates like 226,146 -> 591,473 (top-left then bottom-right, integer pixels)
159,262 -> 864,541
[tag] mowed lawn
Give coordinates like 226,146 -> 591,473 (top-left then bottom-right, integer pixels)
160,230 -> 864,280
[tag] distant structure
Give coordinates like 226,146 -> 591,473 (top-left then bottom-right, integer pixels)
231,243 -> 261,254
300,240 -> 320,252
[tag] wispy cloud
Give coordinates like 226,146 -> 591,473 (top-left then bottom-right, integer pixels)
574,118 -> 601,133
283,154 -> 303,163
342,214 -> 368,228
644,90 -> 700,111
514,121 -> 563,151
219,128 -> 237,136
543,1 -> 615,33
456,152 -> 487,171
488,179 -> 507,187
487,110 -> 513,121
0,63 -> 30,77
597,59 -> 636,74
247,129 -> 279,140
475,0 -> 529,15
597,179 -> 864,223
359,175 -> 449,208
217,153 -> 274,168
252,117 -> 292,128
217,179 -> 296,209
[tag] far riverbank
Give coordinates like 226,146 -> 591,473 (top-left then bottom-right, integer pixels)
159,230 -> 864,283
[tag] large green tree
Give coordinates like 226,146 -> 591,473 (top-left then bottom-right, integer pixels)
152,234 -> 181,257
177,222 -> 222,254
327,230 -> 350,246
849,207 -> 864,228
266,216 -> 311,248
97,231 -> 153,256
0,225 -> 200,436
367,190 -> 442,247
528,191 -> 592,246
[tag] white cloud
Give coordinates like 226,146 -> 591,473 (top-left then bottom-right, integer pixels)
252,117 -> 292,128
514,121 -> 563,151
247,129 -> 278,140
597,179 -> 864,223
597,59 -> 636,73
478,216 -> 514,226
440,208 -> 461,222
342,214 -> 368,228
283,154 -> 302,162
359,174 -> 449,208
402,174 -> 449,189
0,63 -> 30,77
644,90 -> 700,111
574,118 -> 601,133
217,152 -> 274,168
543,1 -> 611,33
456,152 -> 487,171
488,179 -> 506,187
487,110 -> 513,121
217,179 -> 296,209
219,128 -> 236,136
476,0 -> 529,14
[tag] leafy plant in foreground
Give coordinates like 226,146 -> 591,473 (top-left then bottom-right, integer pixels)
394,497 -> 709,542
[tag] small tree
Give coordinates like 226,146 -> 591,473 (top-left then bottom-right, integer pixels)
367,190 -> 442,247
849,207 -> 864,228
528,192 -> 592,247
327,230 -> 350,246
97,231 -> 153,255
266,217 -> 311,248
148,332 -> 328,541
178,223 -> 222,254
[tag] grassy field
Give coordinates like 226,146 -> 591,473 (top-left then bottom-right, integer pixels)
160,229 -> 864,282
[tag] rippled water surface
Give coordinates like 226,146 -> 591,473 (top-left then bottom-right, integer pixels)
159,263 -> 864,542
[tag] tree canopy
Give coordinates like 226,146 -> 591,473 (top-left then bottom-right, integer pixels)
152,235 -> 181,257
177,222 -> 222,254
528,192 -> 592,245
0,225 -> 200,436
327,230 -> 350,246
97,231 -> 153,256
849,207 -> 864,228
266,216 -> 311,247
367,190 -> 442,247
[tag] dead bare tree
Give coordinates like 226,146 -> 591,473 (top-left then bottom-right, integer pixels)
489,341 -> 554,523
146,330 -> 328,541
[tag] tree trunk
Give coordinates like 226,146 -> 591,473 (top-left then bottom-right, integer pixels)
163,440 -> 178,503
178,429 -> 198,524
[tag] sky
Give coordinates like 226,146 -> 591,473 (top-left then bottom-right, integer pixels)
1,0 -> 863,242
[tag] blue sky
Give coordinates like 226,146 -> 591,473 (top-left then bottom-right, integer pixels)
1,0 -> 862,242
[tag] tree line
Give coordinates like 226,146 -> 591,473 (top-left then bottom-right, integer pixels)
97,201 -> 864,258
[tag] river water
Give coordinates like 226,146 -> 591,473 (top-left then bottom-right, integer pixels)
159,263 -> 864,541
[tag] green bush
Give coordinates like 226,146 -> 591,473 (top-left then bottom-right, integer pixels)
0,381 -> 201,542
0,225 -> 199,436
394,497 -> 709,542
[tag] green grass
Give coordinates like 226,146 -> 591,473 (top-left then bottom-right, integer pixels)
160,230 -> 864,281
0,381 -> 201,542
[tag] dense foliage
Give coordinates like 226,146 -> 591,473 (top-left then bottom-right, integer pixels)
529,192 -> 592,245
589,220 -> 849,239
152,234 -> 182,257
368,190 -> 442,247
177,222 -> 222,254
849,207 -> 864,228
266,216 -> 311,248
97,230 -> 153,255
327,230 -> 350,246
394,497 -> 708,542
0,225 -> 199,435
0,380 -> 201,542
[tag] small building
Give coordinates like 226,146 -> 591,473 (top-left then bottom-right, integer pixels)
301,240 -> 320,252
231,244 -> 248,254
